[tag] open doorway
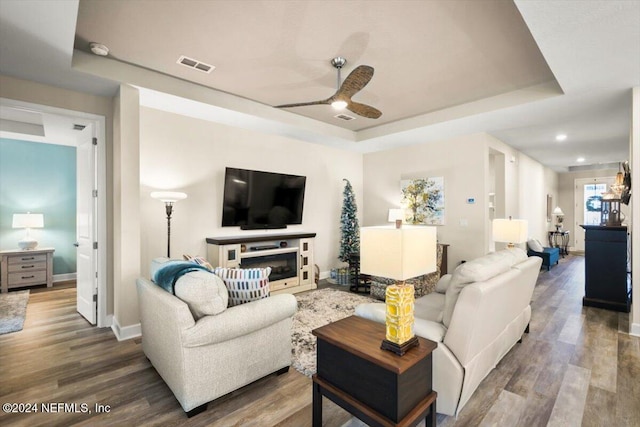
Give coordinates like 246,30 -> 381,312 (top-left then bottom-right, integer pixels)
0,98 -> 108,327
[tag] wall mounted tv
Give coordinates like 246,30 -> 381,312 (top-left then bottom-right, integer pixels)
221,167 -> 306,229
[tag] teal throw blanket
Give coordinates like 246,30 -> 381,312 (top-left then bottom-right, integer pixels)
153,261 -> 212,294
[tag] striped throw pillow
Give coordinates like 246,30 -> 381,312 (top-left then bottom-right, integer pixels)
213,267 -> 271,307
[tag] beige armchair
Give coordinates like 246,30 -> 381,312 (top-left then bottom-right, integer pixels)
136,276 -> 297,416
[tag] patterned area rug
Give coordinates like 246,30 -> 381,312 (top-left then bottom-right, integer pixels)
0,290 -> 29,335
291,288 -> 375,377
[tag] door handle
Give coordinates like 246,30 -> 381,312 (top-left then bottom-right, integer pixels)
73,242 -> 80,247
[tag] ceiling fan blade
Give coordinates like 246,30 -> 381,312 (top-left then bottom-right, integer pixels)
336,65 -> 374,99
347,101 -> 382,119
275,99 -> 330,108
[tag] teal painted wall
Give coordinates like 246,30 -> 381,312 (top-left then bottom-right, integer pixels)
0,138 -> 77,275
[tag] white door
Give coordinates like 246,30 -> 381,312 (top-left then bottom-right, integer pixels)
76,129 -> 97,324
574,177 -> 614,252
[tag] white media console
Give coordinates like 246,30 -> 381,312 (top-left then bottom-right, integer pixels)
206,232 -> 316,295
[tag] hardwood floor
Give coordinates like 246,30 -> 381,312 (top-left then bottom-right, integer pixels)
0,255 -> 638,426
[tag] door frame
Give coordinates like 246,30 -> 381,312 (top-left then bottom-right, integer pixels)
573,176 -> 614,252
0,98 -> 108,327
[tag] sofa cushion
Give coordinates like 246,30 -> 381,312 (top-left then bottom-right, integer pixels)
174,271 -> 229,320
414,292 -> 445,323
442,250 -> 517,327
213,267 -> 271,307
527,239 -> 544,252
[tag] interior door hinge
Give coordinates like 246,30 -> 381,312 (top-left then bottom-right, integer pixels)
93,242 -> 98,250
92,189 -> 98,198
92,137 -> 98,146
93,294 -> 97,302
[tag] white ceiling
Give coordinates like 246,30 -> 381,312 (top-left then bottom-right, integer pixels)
0,0 -> 639,172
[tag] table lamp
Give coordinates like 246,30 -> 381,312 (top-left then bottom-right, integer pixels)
12,212 -> 44,250
151,191 -> 187,258
552,206 -> 564,231
360,225 -> 437,355
492,217 -> 528,248
387,208 -> 404,229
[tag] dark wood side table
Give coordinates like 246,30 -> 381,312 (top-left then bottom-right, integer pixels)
348,252 -> 371,294
312,316 -> 438,427
548,230 -> 570,256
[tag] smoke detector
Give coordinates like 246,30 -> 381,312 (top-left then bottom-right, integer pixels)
90,42 -> 109,56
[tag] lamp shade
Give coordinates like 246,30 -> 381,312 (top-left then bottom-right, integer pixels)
12,213 -> 44,229
150,191 -> 187,203
492,218 -> 528,244
360,225 -> 437,281
552,206 -> 564,216
387,209 -> 404,223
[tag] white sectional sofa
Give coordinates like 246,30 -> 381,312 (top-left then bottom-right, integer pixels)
355,248 -> 542,416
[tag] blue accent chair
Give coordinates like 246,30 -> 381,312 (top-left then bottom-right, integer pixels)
527,247 -> 560,271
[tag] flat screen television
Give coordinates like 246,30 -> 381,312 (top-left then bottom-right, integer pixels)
221,167 -> 306,229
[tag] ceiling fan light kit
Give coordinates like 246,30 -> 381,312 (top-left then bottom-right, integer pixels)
331,100 -> 348,110
275,56 -> 382,119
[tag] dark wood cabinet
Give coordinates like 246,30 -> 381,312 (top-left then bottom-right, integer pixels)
580,225 -> 630,312
312,316 -> 437,427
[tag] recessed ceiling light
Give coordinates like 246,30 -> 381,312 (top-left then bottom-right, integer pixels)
89,42 -> 109,56
556,134 -> 567,141
577,157 -> 585,163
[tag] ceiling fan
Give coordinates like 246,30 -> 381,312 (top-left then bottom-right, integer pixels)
275,57 -> 382,119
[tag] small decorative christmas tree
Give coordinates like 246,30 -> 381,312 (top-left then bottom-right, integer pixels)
339,179 -> 360,262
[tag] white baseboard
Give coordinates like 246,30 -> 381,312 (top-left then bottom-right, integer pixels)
630,322 -> 640,337
111,316 -> 141,341
100,314 -> 114,329
320,270 -> 330,280
53,273 -> 77,283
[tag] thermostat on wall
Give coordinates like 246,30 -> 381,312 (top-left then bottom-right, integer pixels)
467,198 -> 475,204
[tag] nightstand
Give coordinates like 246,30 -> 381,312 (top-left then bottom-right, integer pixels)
0,248 -> 54,293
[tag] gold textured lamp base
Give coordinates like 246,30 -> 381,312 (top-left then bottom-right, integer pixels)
381,335 -> 419,356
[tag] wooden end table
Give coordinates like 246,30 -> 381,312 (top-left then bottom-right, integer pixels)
312,316 -> 438,427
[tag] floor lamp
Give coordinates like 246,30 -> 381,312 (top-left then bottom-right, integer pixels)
151,191 -> 187,258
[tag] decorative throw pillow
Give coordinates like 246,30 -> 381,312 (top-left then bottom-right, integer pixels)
174,271 -> 228,320
527,239 -> 544,253
183,254 -> 214,271
213,267 -> 271,307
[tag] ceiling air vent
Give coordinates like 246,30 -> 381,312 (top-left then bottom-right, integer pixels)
73,124 -> 86,131
334,113 -> 355,121
333,113 -> 356,122
177,55 -> 214,74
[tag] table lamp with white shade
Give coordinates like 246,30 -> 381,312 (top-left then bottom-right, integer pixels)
360,225 -> 437,355
387,208 -> 404,228
552,207 -> 565,231
151,191 -> 187,258
492,217 -> 528,248
12,212 -> 44,250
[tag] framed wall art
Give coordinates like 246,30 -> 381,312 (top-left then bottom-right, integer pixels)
400,177 -> 445,225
